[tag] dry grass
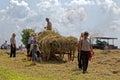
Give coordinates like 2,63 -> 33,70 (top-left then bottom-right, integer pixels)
0,49 -> 120,80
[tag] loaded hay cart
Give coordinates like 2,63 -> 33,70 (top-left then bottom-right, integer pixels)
38,30 -> 78,61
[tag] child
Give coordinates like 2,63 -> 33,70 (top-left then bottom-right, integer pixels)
29,38 -> 42,65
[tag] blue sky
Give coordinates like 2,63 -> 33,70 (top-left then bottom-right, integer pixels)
0,0 -> 120,47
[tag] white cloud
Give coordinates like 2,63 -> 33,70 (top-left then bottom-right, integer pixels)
111,20 -> 120,31
111,6 -> 120,15
113,20 -> 120,24
110,25 -> 119,31
63,7 -> 86,24
16,25 -> 20,30
10,0 -> 28,7
36,0 -> 86,26
68,0 -> 120,15
0,0 -> 37,23
96,0 -> 120,15
69,0 -> 95,6
35,0 -> 120,37
37,0 -> 60,11
37,1 -> 51,11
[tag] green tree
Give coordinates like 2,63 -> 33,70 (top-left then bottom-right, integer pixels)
21,29 -> 35,46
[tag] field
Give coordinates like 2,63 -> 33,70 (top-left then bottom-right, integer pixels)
0,49 -> 120,80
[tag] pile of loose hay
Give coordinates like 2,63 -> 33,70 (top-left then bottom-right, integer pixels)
38,30 -> 78,61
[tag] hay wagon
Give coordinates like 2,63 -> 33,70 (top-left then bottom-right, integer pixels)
38,30 -> 78,61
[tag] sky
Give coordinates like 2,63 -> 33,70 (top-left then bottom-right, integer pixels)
0,0 -> 120,48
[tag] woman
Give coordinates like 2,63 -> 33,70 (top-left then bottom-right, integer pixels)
78,33 -> 84,69
79,32 -> 93,74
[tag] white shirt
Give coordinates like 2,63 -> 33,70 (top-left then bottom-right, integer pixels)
28,36 -> 33,44
10,37 -> 16,45
3,42 -> 8,47
30,44 -> 40,52
81,39 -> 91,51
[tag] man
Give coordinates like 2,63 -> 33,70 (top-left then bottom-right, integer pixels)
45,18 -> 52,30
10,33 -> 16,57
27,34 -> 34,59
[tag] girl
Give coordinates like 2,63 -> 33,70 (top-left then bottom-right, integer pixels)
78,33 -> 84,69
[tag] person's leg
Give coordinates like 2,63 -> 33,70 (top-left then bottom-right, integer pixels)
27,44 -> 31,60
32,52 -> 35,62
38,53 -> 43,63
39,57 -> 42,63
36,51 -> 40,62
81,51 -> 86,73
82,58 -> 86,73
27,44 -> 30,56
27,49 -> 30,56
78,50 -> 80,61
34,52 -> 38,61
10,45 -> 13,57
85,52 -> 90,72
78,52 -> 82,69
31,51 -> 36,65
13,47 -> 16,57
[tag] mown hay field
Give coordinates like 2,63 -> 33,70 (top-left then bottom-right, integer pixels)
0,49 -> 120,80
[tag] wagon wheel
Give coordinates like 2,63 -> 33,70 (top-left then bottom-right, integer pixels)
68,51 -> 75,61
59,52 -> 65,60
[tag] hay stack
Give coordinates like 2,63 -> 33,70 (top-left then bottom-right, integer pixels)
38,30 -> 60,40
38,30 -> 78,60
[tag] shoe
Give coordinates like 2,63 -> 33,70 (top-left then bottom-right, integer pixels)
83,71 -> 86,74
78,66 -> 82,69
78,68 -> 82,70
31,62 -> 36,65
86,71 -> 88,73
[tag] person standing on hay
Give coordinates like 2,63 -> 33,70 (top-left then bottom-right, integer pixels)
10,33 -> 16,58
78,32 -> 84,69
44,18 -> 52,30
79,32 -> 94,74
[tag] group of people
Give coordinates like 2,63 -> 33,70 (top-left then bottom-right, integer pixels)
10,33 -> 42,65
9,17 -> 94,74
1,41 -> 10,49
10,17 -> 52,63
26,17 -> 52,64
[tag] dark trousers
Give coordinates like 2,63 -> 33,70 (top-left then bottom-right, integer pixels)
10,45 -> 16,57
27,44 -> 31,56
31,50 -> 38,62
81,51 -> 90,72
78,51 -> 82,69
